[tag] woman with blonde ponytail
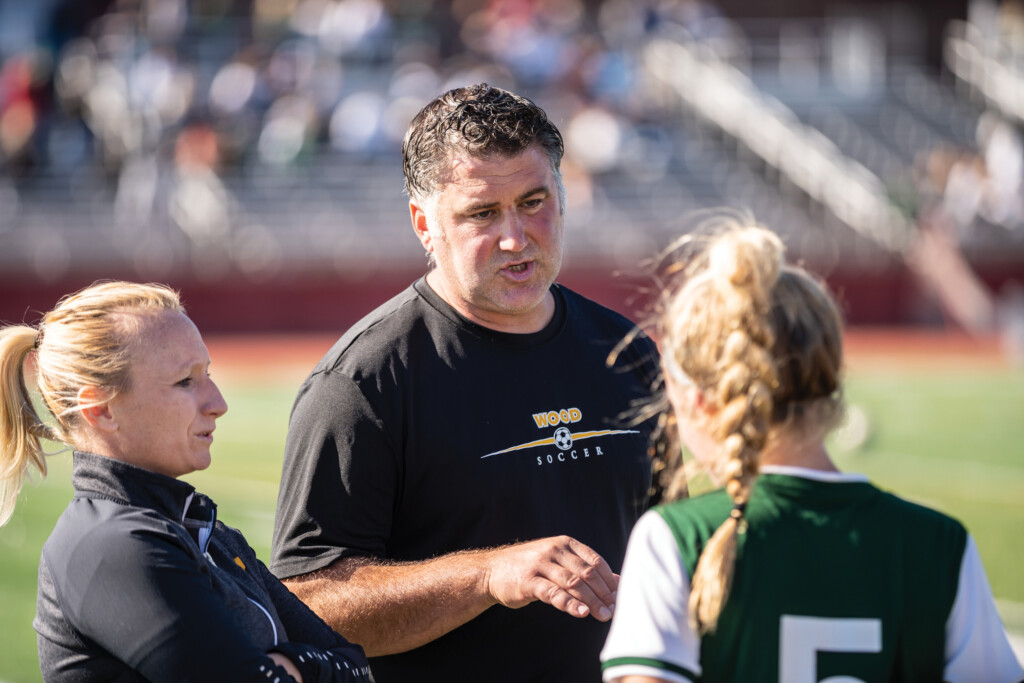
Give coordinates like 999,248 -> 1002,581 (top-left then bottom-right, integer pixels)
601,217 -> 1022,682
1,281 -> 369,682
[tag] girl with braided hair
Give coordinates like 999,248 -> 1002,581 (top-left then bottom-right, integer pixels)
601,219 -> 1022,682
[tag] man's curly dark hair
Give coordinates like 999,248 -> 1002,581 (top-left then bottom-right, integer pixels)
402,84 -> 565,205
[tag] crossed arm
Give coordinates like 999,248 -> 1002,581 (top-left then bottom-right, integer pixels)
283,535 -> 619,657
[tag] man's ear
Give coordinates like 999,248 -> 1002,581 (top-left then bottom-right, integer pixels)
409,199 -> 432,253
77,386 -> 116,432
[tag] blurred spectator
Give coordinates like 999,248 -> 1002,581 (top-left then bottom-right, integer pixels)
0,0 -> 670,186
977,112 -> 1024,228
0,52 -> 43,170
171,122 -> 230,229
1,0 -> 1022,281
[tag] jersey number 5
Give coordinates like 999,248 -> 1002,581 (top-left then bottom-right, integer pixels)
779,615 -> 882,683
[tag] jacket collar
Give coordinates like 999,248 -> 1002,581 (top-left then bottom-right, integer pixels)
71,451 -> 217,552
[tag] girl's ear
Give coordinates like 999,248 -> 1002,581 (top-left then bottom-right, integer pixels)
691,385 -> 716,416
76,386 -> 117,432
664,365 -> 714,420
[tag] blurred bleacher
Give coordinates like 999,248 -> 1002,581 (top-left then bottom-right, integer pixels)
2,0 -> 1023,333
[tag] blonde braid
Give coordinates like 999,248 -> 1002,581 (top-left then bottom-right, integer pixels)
689,331 -> 776,634
660,223 -> 784,634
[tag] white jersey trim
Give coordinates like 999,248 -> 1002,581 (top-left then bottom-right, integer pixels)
603,663 -> 694,683
758,464 -> 870,483
601,510 -> 699,682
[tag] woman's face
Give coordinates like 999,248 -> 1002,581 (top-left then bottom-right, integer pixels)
105,309 -> 228,478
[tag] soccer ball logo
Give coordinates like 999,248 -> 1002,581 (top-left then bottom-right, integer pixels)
553,427 -> 573,451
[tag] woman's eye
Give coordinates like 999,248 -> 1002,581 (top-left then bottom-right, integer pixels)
176,377 -> 193,388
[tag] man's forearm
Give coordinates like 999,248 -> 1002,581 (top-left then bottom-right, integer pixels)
282,551 -> 496,657
283,536 -> 617,657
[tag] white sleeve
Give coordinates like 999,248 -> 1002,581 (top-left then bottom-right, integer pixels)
601,510 -> 701,683
945,535 -> 1024,682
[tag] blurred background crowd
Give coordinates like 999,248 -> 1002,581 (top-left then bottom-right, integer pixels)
1,0 -> 1023,341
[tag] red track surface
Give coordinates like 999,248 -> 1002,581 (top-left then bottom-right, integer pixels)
204,328 -> 1010,382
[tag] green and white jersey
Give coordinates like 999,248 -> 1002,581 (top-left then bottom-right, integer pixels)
601,466 -> 1024,683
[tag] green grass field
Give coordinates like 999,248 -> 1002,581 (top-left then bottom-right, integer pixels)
1,361 -> 1022,681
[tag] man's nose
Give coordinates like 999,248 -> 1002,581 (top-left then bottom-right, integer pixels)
498,214 -> 527,251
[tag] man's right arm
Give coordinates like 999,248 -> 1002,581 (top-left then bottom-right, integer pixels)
283,535 -> 619,657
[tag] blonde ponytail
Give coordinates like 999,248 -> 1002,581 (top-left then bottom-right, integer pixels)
0,326 -> 53,526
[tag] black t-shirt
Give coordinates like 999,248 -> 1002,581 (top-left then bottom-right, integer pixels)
272,278 -> 659,682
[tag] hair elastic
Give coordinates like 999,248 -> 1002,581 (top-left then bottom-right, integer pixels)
729,501 -> 747,520
34,327 -> 44,349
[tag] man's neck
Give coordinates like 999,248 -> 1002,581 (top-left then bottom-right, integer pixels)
424,269 -> 555,334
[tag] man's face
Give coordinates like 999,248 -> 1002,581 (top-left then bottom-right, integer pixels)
410,144 -> 564,333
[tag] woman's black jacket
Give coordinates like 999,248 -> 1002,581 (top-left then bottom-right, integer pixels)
34,451 -> 370,682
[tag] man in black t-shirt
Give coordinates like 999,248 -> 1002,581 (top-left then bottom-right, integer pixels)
271,84 -> 659,682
